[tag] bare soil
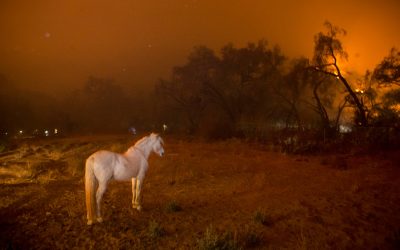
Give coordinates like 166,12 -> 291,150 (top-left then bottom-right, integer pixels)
1,135 -> 399,249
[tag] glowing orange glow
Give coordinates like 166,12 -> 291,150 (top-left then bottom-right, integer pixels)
0,0 -> 399,95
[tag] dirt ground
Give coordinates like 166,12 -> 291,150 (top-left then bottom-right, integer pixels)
0,134 -> 399,249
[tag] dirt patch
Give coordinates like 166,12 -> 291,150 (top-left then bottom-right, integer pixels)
1,135 -> 399,249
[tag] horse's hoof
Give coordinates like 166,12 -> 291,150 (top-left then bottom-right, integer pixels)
136,205 -> 142,211
87,220 -> 93,226
97,217 -> 103,223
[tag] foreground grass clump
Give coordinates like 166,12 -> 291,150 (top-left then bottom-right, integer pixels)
148,219 -> 165,238
197,225 -> 263,250
197,226 -> 240,250
165,200 -> 182,213
253,208 -> 273,226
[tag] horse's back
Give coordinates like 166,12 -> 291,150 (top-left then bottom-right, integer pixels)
89,150 -> 140,181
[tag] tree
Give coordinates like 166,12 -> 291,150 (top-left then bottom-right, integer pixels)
370,48 -> 400,126
67,76 -> 131,132
373,48 -> 400,86
274,57 -> 310,130
311,22 -> 368,126
156,41 -> 287,136
156,46 -> 217,133
216,41 -> 286,124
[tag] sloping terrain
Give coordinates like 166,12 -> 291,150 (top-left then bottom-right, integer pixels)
1,135 -> 399,249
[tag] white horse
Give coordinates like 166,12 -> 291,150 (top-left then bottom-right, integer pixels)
85,133 -> 164,225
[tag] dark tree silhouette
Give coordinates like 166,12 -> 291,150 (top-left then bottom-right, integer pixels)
370,48 -> 400,126
274,57 -> 310,130
311,22 -> 368,126
216,41 -> 286,123
157,41 -> 287,135
373,48 -> 400,86
156,46 -> 217,133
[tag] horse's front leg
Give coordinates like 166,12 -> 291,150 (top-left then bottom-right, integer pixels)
131,178 -> 142,211
132,177 -> 137,209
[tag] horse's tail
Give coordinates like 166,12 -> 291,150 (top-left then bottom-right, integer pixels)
85,156 -> 97,225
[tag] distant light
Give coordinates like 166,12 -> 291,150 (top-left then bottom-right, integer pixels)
45,130 -> 49,137
54,128 -> 58,134
163,124 -> 168,131
339,124 -> 352,133
19,130 -> 23,134
129,127 -> 136,135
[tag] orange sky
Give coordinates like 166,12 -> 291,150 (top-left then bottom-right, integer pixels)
0,0 -> 399,96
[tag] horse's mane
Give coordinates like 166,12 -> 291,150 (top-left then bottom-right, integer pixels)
133,133 -> 162,150
134,136 -> 150,147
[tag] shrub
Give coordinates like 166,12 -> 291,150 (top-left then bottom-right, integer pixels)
197,226 -> 240,250
148,220 -> 164,238
253,209 -> 273,226
165,200 -> 182,213
240,225 -> 263,248
197,225 -> 264,250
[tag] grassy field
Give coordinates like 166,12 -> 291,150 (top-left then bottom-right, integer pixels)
1,134 -> 400,249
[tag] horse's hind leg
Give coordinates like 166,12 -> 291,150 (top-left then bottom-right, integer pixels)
96,181 -> 108,223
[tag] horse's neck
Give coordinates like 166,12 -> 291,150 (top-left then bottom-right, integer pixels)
133,145 -> 150,159
127,140 -> 151,159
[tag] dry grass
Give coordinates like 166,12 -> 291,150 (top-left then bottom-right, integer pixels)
0,135 -> 400,249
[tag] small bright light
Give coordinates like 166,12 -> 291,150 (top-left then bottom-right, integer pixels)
45,130 -> 49,136
54,128 -> 58,134
339,124 -> 352,133
19,130 -> 23,134
163,124 -> 168,131
129,127 -> 136,135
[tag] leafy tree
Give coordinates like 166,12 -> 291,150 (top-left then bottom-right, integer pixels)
67,76 -> 131,132
373,48 -> 400,86
274,58 -> 310,130
156,42 -> 287,136
156,46 -> 217,133
370,48 -> 400,126
311,22 -> 368,126
216,41 -> 286,123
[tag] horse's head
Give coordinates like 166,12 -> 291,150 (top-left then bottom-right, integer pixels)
150,133 -> 164,157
